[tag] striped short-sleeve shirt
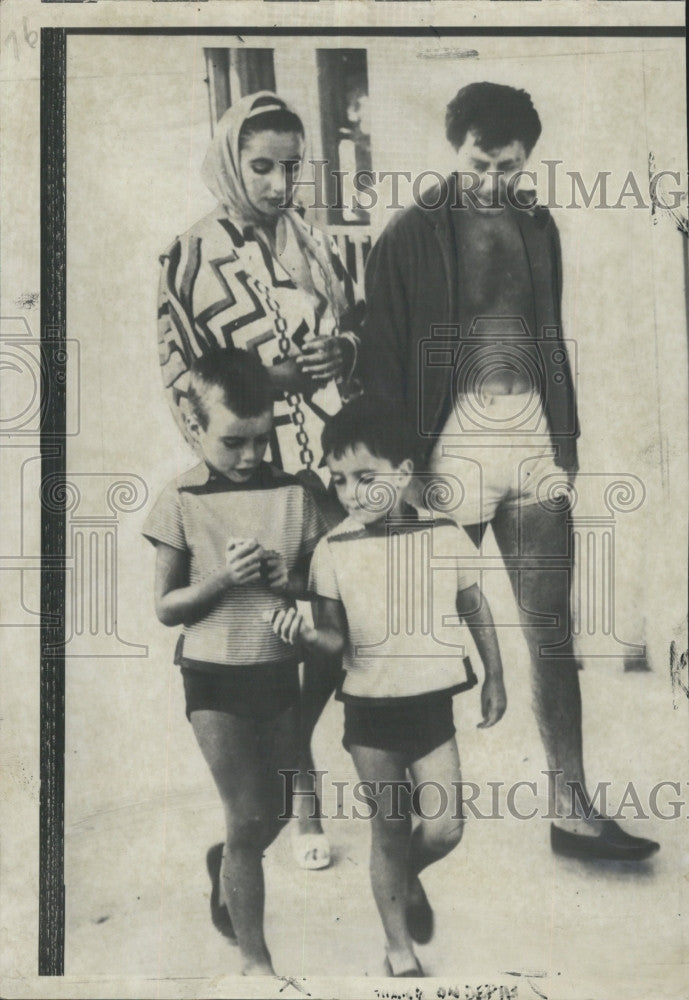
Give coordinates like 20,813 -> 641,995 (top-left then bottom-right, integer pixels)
309,506 -> 479,700
143,461 -> 326,666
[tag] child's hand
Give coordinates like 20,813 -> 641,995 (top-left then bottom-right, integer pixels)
223,539 -> 263,587
262,550 -> 289,592
263,607 -> 310,646
477,674 -> 507,729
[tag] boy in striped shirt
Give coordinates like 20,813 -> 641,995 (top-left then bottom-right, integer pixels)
143,348 -> 326,976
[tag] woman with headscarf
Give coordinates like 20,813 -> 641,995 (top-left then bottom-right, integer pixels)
158,91 -> 361,475
156,92 -> 360,953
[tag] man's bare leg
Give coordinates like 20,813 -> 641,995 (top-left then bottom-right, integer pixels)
484,500 -> 659,856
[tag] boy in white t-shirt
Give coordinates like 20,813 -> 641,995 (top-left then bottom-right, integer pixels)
267,397 -> 506,978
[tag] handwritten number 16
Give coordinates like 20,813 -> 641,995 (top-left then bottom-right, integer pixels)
4,18 -> 37,61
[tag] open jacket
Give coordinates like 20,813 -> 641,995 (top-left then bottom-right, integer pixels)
359,174 -> 579,473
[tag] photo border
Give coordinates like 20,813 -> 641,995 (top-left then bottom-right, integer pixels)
39,20 -> 686,978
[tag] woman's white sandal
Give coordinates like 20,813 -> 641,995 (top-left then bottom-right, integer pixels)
291,828 -> 331,870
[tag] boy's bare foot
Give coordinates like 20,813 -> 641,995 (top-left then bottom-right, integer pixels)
406,876 -> 434,943
205,843 -> 237,942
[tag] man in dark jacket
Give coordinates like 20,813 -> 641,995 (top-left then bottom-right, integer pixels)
360,82 -> 658,863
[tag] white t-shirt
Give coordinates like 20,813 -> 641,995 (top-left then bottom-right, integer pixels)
309,507 -> 479,700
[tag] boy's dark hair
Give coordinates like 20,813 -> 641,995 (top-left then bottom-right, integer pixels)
321,396 -> 416,467
187,348 -> 274,429
445,82 -> 542,156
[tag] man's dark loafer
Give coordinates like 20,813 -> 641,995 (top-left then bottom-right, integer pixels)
206,843 -> 237,941
406,881 -> 434,943
551,821 -> 660,862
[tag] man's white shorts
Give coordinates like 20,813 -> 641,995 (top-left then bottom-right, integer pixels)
428,392 -> 565,526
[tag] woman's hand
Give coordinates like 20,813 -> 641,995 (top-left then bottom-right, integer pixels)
266,357 -> 312,395
295,336 -> 348,383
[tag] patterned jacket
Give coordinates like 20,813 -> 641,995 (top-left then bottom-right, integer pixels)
158,205 -> 361,474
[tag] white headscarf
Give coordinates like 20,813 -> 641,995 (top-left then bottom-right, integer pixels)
201,91 -> 349,318
202,90 -> 291,228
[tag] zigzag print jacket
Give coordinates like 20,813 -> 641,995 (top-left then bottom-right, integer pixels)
158,204 -> 361,475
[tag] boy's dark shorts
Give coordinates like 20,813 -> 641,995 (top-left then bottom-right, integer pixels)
180,659 -> 300,722
342,688 -> 458,766
341,658 -> 477,765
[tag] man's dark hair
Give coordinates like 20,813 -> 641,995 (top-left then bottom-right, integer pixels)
445,82 -> 542,155
321,396 -> 416,467
187,348 -> 274,429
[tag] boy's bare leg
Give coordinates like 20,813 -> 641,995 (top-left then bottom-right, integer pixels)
261,707 -> 300,845
405,737 -> 464,942
408,737 -> 464,878
191,707 -> 297,975
349,744 -> 418,975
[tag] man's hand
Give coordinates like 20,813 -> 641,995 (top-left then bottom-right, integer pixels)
223,539 -> 263,587
477,674 -> 507,729
262,549 -> 289,592
263,607 -> 313,647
